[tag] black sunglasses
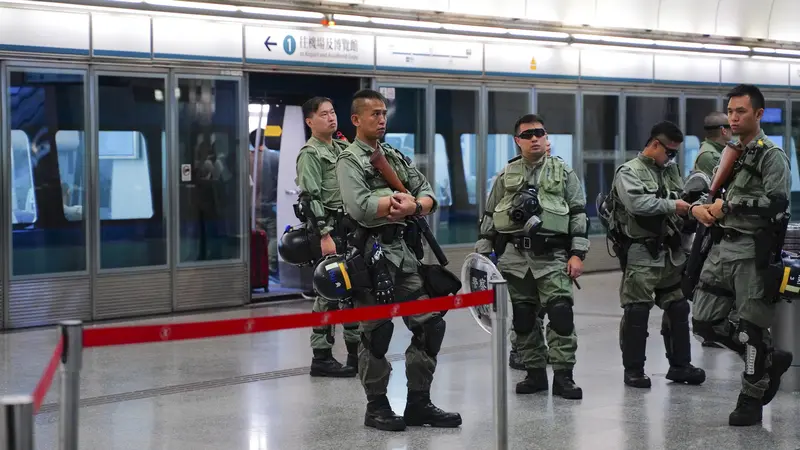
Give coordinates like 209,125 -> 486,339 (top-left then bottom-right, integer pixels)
655,139 -> 680,159
517,128 -> 547,140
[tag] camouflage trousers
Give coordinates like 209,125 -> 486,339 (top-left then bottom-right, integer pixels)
692,246 -> 778,399
504,270 -> 577,370
355,266 -> 442,396
310,296 -> 360,350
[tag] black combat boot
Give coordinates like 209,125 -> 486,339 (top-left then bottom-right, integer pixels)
662,301 -> 706,385
365,394 -> 406,431
621,304 -> 651,388
515,368 -> 549,394
552,369 -> 583,399
346,341 -> 360,370
310,349 -> 357,378
729,393 -> 763,426
508,349 -> 525,370
403,391 -> 462,428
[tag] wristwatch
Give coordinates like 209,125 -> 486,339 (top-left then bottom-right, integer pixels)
570,250 -> 587,261
414,201 -> 423,216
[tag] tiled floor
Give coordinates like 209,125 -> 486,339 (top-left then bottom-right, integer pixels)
3,271 -> 800,450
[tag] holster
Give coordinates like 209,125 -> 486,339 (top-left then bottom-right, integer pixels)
404,219 -> 424,260
642,238 -> 661,260
615,235 -> 631,272
493,234 -> 511,259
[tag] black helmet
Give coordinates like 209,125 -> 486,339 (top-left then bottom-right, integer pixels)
313,254 -> 355,301
278,224 -> 321,266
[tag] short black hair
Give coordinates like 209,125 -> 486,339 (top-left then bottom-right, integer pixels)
727,84 -> 765,111
513,114 -> 545,135
302,96 -> 333,120
351,89 -> 387,116
648,120 -> 683,146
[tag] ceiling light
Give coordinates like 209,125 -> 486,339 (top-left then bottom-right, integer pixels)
573,34 -> 654,46
334,14 -> 371,23
145,0 -> 237,12
370,17 -> 442,29
507,29 -> 569,39
238,7 -> 324,19
443,24 -> 506,34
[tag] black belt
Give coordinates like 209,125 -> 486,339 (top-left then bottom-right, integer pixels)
712,227 -> 744,243
512,235 -> 569,254
375,224 -> 404,243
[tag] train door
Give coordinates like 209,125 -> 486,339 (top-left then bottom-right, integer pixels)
248,73 -> 365,299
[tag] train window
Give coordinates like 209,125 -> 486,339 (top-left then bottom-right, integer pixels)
790,101 -> 800,220
383,86 -> 428,173
97,75 -> 167,269
684,98 -> 719,177
7,70 -> 87,275
582,94 -> 619,234
10,130 -> 36,225
537,93 -> 576,168
177,78 -> 241,263
435,88 -> 479,245
487,91 -> 529,197
625,96 -> 679,162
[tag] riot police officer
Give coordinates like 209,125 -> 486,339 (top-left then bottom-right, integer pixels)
691,111 -> 739,348
604,121 -> 706,389
689,84 -> 793,426
335,89 -> 461,431
476,114 -> 588,400
294,96 -> 358,378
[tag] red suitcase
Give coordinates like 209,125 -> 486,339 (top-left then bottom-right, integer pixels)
250,229 -> 270,290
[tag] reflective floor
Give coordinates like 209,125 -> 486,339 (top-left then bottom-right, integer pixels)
3,271 -> 800,450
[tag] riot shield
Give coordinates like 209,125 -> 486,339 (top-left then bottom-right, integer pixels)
460,253 -> 509,334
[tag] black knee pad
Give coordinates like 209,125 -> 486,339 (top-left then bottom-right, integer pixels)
421,316 -> 446,357
624,303 -> 651,325
547,298 -> 574,336
665,299 -> 690,318
737,319 -> 766,379
343,322 -> 359,331
512,303 -> 538,334
363,321 -> 394,359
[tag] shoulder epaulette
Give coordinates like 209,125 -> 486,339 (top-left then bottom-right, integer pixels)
507,155 -> 522,163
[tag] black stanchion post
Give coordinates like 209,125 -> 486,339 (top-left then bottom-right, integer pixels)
0,395 -> 34,450
488,279 -> 509,450
59,320 -> 83,450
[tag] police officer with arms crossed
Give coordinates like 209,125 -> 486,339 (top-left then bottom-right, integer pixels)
689,84 -> 793,426
691,112 -> 739,348
335,89 -> 461,431
292,97 -> 360,377
605,121 -> 706,389
476,114 -> 587,399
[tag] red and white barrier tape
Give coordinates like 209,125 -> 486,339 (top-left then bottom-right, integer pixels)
82,290 -> 493,348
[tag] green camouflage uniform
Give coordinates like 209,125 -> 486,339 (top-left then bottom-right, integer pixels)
691,140 -> 740,328
476,155 -> 589,373
691,131 -> 791,408
336,138 -> 440,397
295,136 -> 359,351
608,155 -> 705,388
692,139 -> 724,177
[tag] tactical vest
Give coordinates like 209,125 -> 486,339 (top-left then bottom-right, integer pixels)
492,156 -> 570,235
299,138 -> 349,210
610,157 -> 683,239
722,137 -> 786,232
